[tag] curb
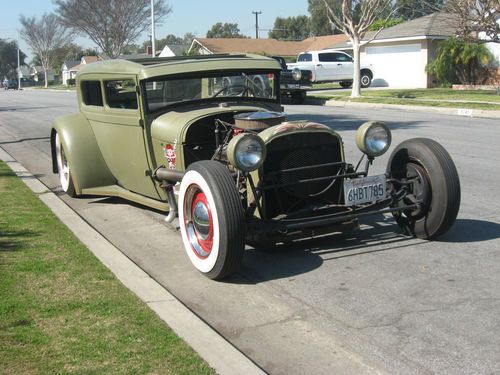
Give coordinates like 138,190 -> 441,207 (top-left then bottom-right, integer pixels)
0,146 -> 266,375
322,99 -> 500,119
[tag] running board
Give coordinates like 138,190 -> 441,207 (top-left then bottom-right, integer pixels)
82,185 -> 169,212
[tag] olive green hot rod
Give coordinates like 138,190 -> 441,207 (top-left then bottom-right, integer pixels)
51,54 -> 460,279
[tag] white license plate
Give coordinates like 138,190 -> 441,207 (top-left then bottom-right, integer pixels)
343,174 -> 386,206
287,84 -> 300,89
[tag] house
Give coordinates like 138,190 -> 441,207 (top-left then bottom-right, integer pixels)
64,56 -> 100,85
30,66 -> 55,83
159,44 -> 190,57
329,13 -> 461,88
61,60 -> 80,85
188,35 -> 349,60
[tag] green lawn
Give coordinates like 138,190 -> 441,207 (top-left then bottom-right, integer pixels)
0,162 -> 215,375
310,87 -> 500,110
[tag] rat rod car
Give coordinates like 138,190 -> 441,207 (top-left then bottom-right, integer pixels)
51,54 -> 460,280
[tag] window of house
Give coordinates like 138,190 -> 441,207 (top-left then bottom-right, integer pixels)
81,81 -> 103,106
104,79 -> 138,109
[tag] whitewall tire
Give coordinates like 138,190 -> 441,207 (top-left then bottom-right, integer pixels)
178,161 -> 245,280
55,132 -> 76,197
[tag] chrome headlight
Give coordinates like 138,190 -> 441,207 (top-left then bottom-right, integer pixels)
355,121 -> 392,157
292,68 -> 302,81
227,134 -> 266,172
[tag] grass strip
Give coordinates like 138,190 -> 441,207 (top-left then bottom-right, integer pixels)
0,161 -> 215,375
310,95 -> 500,110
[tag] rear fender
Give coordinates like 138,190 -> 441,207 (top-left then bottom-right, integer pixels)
50,113 -> 115,194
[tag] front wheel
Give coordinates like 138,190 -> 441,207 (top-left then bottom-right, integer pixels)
179,161 -> 246,280
387,138 -> 460,239
55,132 -> 76,197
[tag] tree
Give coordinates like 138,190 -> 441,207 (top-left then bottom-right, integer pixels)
445,0 -> 499,43
368,17 -> 404,31
0,39 -> 27,80
308,0 -> 337,35
19,13 -> 72,87
206,23 -> 247,38
268,15 -> 311,40
426,37 -> 492,85
54,0 -> 172,58
395,0 -> 444,20
322,0 -> 395,97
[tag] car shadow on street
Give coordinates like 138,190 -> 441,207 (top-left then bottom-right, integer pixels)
285,113 -> 426,131
437,218 -> 500,243
236,215 -> 415,284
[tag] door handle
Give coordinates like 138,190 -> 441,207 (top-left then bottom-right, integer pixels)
316,64 -> 322,67
337,63 -> 343,66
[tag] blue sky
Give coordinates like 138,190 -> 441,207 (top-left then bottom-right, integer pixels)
0,0 -> 310,61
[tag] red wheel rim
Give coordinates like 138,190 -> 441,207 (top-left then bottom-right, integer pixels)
184,185 -> 214,258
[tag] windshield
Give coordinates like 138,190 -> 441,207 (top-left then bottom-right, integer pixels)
144,71 -> 278,112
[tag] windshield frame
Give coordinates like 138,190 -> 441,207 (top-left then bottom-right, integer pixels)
142,69 -> 281,114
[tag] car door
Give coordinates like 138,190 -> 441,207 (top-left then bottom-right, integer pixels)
315,52 -> 339,82
333,52 -> 354,80
80,77 -> 161,199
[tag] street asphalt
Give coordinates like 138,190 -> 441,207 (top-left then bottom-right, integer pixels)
1,89 -> 499,374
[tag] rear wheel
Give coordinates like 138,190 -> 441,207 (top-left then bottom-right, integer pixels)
387,138 -> 460,239
179,161 -> 246,280
55,132 -> 76,197
360,70 -> 372,88
339,81 -> 352,88
291,91 -> 306,104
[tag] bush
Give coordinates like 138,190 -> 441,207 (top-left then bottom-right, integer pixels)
426,37 -> 492,86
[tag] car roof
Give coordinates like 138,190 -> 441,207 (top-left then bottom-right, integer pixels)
77,54 -> 281,80
300,49 -> 348,54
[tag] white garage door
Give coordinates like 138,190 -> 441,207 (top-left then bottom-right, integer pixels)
364,43 -> 425,88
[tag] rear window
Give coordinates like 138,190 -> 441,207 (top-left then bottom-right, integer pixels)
81,81 -> 103,107
318,53 -> 336,62
298,53 -> 312,62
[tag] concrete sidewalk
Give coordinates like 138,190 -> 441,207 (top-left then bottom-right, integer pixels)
0,146 -> 266,375
322,98 -> 500,119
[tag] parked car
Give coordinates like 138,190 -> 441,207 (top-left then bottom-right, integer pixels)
271,56 -> 312,104
288,49 -> 374,88
51,54 -> 460,280
4,79 -> 18,90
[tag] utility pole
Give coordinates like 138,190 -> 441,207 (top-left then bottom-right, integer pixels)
151,0 -> 156,57
252,11 -> 262,39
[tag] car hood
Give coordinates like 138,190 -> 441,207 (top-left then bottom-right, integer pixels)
150,103 -> 281,142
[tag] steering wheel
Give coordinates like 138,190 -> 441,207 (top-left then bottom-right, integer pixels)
212,84 -> 256,98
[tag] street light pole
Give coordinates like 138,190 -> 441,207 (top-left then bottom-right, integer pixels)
151,0 -> 156,57
252,11 -> 262,39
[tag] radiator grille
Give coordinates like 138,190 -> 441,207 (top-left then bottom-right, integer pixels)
262,132 -> 343,219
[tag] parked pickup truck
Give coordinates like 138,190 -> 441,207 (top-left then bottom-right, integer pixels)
272,56 -> 312,104
288,49 -> 373,88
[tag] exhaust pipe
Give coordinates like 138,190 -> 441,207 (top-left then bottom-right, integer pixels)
153,167 -> 185,223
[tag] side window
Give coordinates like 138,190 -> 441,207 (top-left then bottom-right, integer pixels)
81,81 -> 103,107
105,79 -> 138,109
334,53 -> 352,62
318,53 -> 336,62
298,53 -> 312,62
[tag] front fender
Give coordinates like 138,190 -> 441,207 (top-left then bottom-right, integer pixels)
51,113 -> 115,194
